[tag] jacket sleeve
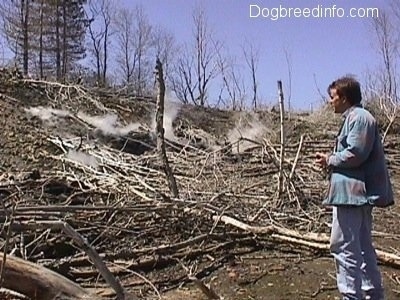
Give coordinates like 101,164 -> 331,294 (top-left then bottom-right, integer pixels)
327,115 -> 375,168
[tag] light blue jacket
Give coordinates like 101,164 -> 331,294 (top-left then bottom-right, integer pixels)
323,105 -> 394,207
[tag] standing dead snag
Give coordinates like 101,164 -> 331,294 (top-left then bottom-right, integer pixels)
155,58 -> 179,198
277,80 -> 286,199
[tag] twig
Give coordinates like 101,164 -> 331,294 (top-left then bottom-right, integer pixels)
179,260 -> 220,300
11,220 -> 133,300
289,134 -> 304,180
111,262 -> 161,299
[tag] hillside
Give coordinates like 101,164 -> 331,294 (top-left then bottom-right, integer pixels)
0,68 -> 399,299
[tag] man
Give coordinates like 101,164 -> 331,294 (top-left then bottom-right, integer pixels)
315,76 -> 394,300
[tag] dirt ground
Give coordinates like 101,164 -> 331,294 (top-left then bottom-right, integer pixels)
161,254 -> 400,300
159,179 -> 400,300
158,206 -> 400,300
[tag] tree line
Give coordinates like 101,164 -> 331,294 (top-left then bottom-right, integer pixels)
1,1 -> 398,112
0,0 -> 261,109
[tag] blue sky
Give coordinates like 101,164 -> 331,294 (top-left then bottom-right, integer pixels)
122,0 -> 387,110
0,0 -> 387,110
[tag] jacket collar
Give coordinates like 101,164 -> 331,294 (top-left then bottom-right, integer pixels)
342,103 -> 362,119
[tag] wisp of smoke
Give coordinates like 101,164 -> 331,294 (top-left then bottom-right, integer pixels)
25,106 -> 70,121
227,114 -> 266,153
67,150 -> 99,169
77,112 -> 140,136
151,96 -> 181,140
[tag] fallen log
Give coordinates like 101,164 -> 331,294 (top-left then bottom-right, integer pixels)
206,212 -> 400,268
9,220 -> 133,300
0,252 -> 97,299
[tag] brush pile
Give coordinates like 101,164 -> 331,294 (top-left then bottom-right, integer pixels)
0,68 -> 399,299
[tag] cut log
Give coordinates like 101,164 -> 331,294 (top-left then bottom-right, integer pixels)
0,252 -> 98,300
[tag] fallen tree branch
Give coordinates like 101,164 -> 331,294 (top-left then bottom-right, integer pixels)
0,252 -> 97,299
0,201 -> 15,288
188,209 -> 400,268
8,220 -> 134,300
179,259 -> 221,300
188,275 -> 220,300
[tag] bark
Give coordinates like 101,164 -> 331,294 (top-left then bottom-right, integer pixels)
155,58 -> 179,198
0,252 -> 97,299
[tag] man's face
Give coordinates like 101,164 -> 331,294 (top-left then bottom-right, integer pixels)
329,88 -> 348,114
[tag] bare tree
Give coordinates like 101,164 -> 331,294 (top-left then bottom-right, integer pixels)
242,41 -> 259,110
152,26 -> 177,85
114,7 -> 135,87
86,0 -> 115,86
134,5 -> 152,95
284,47 -> 293,118
367,8 -> 400,140
215,46 -> 246,110
372,11 -> 398,102
171,6 -> 220,106
114,4 -> 153,95
171,46 -> 195,104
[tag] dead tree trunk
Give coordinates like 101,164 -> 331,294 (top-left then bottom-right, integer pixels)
0,252 -> 97,299
277,80 -> 285,199
8,220 -> 131,300
155,58 -> 179,198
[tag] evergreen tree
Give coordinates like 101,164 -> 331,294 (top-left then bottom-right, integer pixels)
44,0 -> 88,80
0,0 -> 34,75
0,0 -> 88,80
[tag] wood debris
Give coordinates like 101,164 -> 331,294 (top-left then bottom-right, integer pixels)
0,67 -> 399,299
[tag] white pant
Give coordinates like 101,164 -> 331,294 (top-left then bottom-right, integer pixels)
330,206 -> 384,300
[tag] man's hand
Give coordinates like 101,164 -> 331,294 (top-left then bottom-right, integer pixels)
315,152 -> 329,167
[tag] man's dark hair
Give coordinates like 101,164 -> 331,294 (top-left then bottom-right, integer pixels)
327,76 -> 362,105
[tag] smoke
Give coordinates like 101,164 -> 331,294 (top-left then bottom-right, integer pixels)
151,97 -> 181,140
77,112 -> 140,136
25,106 -> 70,121
67,150 -> 99,169
227,114 -> 266,153
26,105 -> 144,138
